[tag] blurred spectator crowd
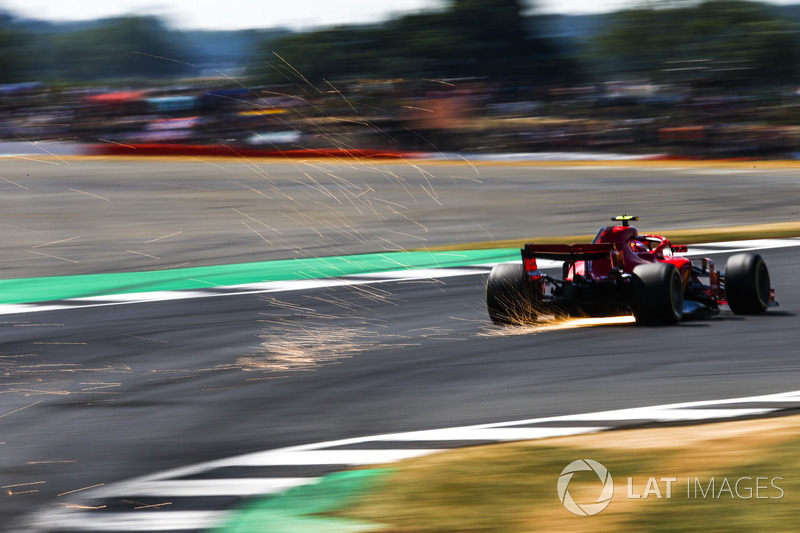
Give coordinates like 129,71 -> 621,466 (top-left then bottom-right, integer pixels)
3,78 -> 800,158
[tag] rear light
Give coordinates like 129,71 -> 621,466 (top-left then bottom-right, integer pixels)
524,257 -> 542,280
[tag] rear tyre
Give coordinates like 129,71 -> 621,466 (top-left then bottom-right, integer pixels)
486,263 -> 540,325
631,263 -> 684,326
725,253 -> 770,314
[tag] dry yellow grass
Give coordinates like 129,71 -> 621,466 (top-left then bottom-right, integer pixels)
336,414 -> 800,532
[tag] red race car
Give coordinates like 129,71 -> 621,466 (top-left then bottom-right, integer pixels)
486,216 -> 777,326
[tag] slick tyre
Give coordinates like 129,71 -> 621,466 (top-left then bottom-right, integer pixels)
725,253 -> 770,314
631,262 -> 684,326
486,263 -> 539,325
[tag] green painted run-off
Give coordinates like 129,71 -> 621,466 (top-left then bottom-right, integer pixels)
210,469 -> 392,533
0,249 -> 519,305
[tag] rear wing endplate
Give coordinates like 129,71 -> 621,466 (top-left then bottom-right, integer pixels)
522,243 -> 614,262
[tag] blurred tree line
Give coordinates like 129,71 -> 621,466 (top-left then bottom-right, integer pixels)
595,0 -> 800,87
252,0 -> 800,89
0,0 -> 799,90
253,0 -> 570,85
0,14 -> 287,83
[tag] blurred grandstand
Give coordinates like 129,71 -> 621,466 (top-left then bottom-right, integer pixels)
3,78 -> 800,158
3,0 -> 800,158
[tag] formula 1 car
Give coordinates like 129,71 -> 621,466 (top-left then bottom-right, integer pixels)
486,216 -> 776,326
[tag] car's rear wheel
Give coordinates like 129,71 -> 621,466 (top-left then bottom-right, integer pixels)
486,263 -> 540,325
725,253 -> 770,314
631,262 -> 684,326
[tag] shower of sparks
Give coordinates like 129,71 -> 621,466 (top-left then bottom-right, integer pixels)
480,314 -> 636,337
68,188 -> 111,202
0,400 -> 43,418
2,478 -> 43,494
157,262 -> 192,270
12,136 -> 71,163
132,51 -> 195,67
165,182 -> 214,192
186,278 -> 219,286
241,324 -> 380,371
454,154 -> 481,174
190,158 -> 236,173
7,155 -> 61,165
0,176 -> 29,189
97,138 -> 135,148
323,78 -> 358,114
144,231 -> 183,243
231,181 -> 274,200
126,250 -> 161,260
0,66 -> 518,495
402,106 -> 434,113
239,286 -> 424,372
2,481 -> 46,489
131,501 -> 173,510
1,350 -> 136,401
25,249 -> 79,263
63,504 -> 107,510
58,483 -> 105,497
240,220 -> 275,246
79,383 -> 122,391
31,236 -> 81,248
233,208 -> 283,234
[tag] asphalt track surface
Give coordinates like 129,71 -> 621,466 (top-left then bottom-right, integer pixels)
1,158 -> 799,530
2,157 -> 800,278
0,244 -> 797,530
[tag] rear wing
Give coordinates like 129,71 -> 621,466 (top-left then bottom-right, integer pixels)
522,243 -> 614,262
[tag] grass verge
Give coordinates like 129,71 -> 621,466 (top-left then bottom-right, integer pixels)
333,414 -> 800,532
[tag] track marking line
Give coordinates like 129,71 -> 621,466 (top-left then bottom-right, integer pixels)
21,389 -> 800,532
100,478 -> 315,498
12,238 -> 800,531
2,238 -> 797,316
30,510 -> 226,532
216,449 -> 445,468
